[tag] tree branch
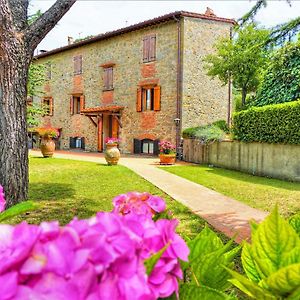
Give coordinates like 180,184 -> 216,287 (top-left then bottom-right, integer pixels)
25,0 -> 76,51
7,0 -> 29,31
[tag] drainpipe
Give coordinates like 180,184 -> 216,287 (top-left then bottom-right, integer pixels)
227,26 -> 233,126
173,15 -> 183,158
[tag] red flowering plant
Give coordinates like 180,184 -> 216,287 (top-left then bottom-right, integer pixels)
159,140 -> 176,155
104,137 -> 120,145
36,127 -> 59,139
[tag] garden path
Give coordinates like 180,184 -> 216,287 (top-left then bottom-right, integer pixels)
29,150 -> 268,243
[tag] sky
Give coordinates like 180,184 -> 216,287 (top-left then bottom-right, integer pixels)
29,0 -> 300,54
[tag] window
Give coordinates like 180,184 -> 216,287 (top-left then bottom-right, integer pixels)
42,97 -> 53,116
134,138 -> 160,155
143,35 -> 156,63
70,137 -> 85,150
73,55 -> 82,75
103,67 -> 113,90
70,95 -> 85,115
136,86 -> 161,112
142,139 -> 154,154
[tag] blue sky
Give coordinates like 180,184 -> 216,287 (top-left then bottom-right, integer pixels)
30,0 -> 300,53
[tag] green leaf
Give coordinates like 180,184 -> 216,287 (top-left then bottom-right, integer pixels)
144,242 -> 169,276
191,239 -> 239,291
0,201 -> 37,222
263,263 -> 300,296
251,206 -> 300,275
289,214 -> 300,236
179,284 -> 235,300
287,285 -> 300,300
241,243 -> 261,283
282,246 -> 300,266
188,225 -> 223,263
226,268 -> 276,299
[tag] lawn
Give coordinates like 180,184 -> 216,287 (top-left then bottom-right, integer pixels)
9,157 -> 211,240
160,164 -> 300,218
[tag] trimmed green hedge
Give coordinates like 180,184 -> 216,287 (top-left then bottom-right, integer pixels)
233,100 -> 300,144
182,124 -> 225,143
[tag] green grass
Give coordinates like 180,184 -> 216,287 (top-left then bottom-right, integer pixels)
160,165 -> 300,218
8,157 -> 214,241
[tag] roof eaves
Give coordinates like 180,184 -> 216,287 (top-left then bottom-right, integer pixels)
34,11 -> 235,60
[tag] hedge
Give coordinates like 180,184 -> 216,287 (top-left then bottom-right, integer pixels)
233,100 -> 300,144
182,124 -> 225,143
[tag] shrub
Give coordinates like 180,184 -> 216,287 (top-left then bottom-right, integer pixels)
0,190 -> 188,299
233,100 -> 300,144
212,120 -> 230,134
227,207 -> 300,299
182,125 -> 226,143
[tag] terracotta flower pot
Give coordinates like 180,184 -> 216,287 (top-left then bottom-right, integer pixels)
40,136 -> 55,158
159,153 -> 176,165
105,143 -> 120,165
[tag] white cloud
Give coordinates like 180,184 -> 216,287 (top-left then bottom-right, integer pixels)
29,0 -> 300,53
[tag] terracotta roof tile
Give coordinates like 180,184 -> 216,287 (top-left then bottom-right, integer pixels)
81,105 -> 124,113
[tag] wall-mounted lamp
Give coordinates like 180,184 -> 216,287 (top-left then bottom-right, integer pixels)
174,118 -> 181,126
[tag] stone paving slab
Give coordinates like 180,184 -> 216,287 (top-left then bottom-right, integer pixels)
30,150 -> 268,243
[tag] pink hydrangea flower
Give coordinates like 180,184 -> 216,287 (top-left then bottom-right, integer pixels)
0,185 -> 6,212
113,192 -> 166,217
0,193 -> 188,299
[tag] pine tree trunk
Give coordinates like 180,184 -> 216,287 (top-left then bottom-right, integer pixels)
0,40 -> 31,207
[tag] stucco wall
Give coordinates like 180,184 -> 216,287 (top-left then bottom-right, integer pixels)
181,17 -> 232,129
36,20 -> 179,152
183,139 -> 300,182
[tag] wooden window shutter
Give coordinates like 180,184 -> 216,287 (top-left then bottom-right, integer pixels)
81,137 -> 85,150
143,36 -> 150,62
154,139 -> 160,155
112,116 -> 119,138
74,55 -> 82,74
80,95 -> 85,111
50,97 -> 54,116
153,86 -> 161,111
108,68 -> 113,89
136,88 -> 142,112
149,35 -> 156,61
70,96 -> 74,115
134,139 -> 142,154
103,68 -> 108,89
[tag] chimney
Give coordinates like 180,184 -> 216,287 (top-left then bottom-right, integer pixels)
205,7 -> 216,17
68,36 -> 74,45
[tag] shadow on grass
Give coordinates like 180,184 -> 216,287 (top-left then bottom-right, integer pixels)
194,165 -> 300,192
29,183 -> 76,201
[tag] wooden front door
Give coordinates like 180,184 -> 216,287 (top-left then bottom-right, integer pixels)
98,114 -> 119,152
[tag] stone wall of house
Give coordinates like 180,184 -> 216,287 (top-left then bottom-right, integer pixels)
181,17 -> 233,129
36,20 -> 179,153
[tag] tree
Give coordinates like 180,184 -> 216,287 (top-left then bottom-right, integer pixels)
239,0 -> 300,45
253,38 -> 300,106
0,0 -> 76,207
204,24 -> 270,107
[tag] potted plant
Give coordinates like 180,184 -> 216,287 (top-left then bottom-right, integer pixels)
104,137 -> 120,165
36,127 -> 59,158
159,140 -> 176,165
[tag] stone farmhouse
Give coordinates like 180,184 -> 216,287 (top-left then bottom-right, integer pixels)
33,9 -> 234,154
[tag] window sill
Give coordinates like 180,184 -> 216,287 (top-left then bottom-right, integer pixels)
142,60 -> 156,64
103,88 -> 114,92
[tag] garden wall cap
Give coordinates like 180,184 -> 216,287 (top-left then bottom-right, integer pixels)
34,11 -> 236,60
